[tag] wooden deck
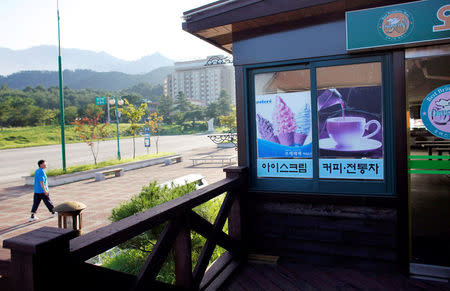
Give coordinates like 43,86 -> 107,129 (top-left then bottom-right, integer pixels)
221,261 -> 450,291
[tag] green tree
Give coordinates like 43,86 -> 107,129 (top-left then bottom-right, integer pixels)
40,109 -> 58,125
219,107 -> 237,132
64,106 -> 79,124
184,105 -> 205,129
217,89 -> 232,116
205,102 -> 221,126
174,91 -> 192,113
120,93 -> 142,105
120,98 -> 147,158
157,95 -> 173,123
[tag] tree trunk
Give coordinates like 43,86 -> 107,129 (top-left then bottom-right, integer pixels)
133,136 -> 136,159
156,136 -> 159,154
90,143 -> 97,165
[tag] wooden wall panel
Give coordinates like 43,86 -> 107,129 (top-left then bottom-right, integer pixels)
246,197 -> 398,270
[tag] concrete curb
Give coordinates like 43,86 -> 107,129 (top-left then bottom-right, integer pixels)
23,154 -> 181,186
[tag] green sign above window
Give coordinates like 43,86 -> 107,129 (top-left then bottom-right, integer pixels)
346,0 -> 450,51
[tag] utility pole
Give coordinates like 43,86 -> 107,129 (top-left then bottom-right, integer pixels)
57,0 -> 66,172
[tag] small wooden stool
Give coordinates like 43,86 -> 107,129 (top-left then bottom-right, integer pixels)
54,201 -> 87,236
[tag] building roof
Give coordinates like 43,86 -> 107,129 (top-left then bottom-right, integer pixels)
182,0 -> 414,54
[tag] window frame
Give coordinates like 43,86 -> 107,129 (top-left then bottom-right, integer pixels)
246,54 -> 396,196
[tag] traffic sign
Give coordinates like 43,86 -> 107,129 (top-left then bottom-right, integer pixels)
95,96 -> 105,105
144,127 -> 151,147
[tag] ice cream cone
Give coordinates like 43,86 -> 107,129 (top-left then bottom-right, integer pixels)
294,133 -> 307,146
269,136 -> 279,144
257,114 -> 280,144
278,132 -> 294,146
272,95 -> 296,146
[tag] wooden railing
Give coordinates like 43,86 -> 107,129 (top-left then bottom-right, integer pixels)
2,166 -> 247,291
0,259 -> 10,290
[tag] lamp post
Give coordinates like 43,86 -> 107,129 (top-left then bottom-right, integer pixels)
110,96 -> 123,160
57,0 -> 66,172
107,96 -> 111,123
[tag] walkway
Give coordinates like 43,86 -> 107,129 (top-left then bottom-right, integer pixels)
0,145 -> 237,261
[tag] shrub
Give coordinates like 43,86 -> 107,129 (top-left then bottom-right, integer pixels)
103,182 -> 227,284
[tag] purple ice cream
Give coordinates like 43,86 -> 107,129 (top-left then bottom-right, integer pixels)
257,114 -> 279,144
272,95 -> 297,146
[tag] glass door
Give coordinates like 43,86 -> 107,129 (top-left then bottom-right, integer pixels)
406,44 -> 450,279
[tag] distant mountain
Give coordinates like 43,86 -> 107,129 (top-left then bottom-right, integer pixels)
0,67 -> 174,91
0,46 -> 174,75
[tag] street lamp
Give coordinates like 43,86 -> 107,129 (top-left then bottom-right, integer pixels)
110,96 -> 124,160
57,0 -> 66,172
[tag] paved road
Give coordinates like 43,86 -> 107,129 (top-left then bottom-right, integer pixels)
0,134 -> 212,183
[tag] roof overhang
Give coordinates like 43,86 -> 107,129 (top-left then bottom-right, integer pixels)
182,0 -> 415,54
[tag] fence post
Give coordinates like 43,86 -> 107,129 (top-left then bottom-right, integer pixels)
223,166 -> 248,257
174,215 -> 193,288
3,227 -> 77,291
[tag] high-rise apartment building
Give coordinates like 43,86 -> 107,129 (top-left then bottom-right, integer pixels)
164,55 -> 235,106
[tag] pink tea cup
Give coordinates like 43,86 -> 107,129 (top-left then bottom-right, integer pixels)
326,116 -> 381,148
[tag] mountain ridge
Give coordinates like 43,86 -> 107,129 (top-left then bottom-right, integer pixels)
0,45 -> 174,75
0,67 -> 174,91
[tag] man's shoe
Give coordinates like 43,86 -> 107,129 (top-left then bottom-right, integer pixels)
29,216 -> 39,222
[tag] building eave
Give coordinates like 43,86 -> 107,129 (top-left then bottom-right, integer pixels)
182,0 -> 416,54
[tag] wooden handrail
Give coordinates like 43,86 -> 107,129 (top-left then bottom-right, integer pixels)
4,166 -> 248,290
70,175 -> 242,262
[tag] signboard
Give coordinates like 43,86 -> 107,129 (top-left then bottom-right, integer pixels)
346,0 -> 450,51
255,92 -> 313,178
95,96 -> 105,105
317,85 -> 384,180
319,159 -> 383,180
144,127 -> 151,147
420,84 -> 450,139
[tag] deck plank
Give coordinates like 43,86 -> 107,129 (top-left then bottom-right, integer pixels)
222,261 -> 450,291
240,264 -> 282,290
251,263 -> 302,291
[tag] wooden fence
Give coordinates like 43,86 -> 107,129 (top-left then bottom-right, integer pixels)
1,166 -> 247,291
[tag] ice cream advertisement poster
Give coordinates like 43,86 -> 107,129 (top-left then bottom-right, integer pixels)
256,92 -> 312,158
255,92 -> 312,178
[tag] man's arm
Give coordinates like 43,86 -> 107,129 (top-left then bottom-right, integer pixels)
40,181 -> 48,195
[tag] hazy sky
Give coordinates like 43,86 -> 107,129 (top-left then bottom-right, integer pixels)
0,0 -> 226,61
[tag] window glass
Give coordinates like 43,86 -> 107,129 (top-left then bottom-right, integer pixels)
316,63 -> 384,180
255,69 -> 312,178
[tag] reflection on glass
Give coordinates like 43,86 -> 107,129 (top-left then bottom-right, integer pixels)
255,69 -> 312,178
406,47 -> 450,267
316,63 -> 384,180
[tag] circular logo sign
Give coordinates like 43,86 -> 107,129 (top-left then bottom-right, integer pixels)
420,85 -> 450,140
379,10 -> 413,41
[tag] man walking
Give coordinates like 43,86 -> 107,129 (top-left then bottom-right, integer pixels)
30,160 -> 55,221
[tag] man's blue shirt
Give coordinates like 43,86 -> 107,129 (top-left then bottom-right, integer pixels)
34,168 -> 48,193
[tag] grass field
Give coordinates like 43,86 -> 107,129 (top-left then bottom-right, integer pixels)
0,124 -> 230,150
0,124 -> 131,150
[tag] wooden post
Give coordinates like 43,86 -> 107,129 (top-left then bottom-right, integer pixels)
223,166 -> 248,258
73,214 -> 78,230
174,215 -> 192,288
3,227 -> 77,291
